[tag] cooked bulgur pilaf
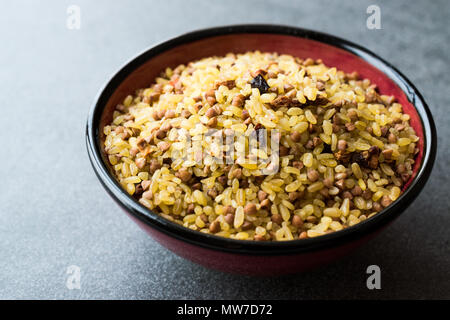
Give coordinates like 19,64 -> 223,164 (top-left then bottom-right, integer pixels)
103,51 -> 419,241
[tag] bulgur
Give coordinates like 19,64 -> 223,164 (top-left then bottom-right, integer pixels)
103,51 -> 419,241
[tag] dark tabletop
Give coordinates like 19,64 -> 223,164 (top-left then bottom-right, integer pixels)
0,0 -> 449,299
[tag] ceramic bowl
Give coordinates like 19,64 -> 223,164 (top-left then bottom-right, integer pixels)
86,25 -> 436,275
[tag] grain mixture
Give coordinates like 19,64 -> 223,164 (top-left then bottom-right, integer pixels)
103,51 -> 419,241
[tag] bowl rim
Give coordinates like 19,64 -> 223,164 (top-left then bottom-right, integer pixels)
86,24 -> 436,255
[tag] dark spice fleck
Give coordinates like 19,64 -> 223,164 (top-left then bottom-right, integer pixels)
352,151 -> 370,168
307,95 -> 329,106
322,143 -> 332,154
250,74 -> 270,94
368,146 -> 380,156
334,150 -> 351,164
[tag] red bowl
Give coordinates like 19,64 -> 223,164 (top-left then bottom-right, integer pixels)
86,25 -> 436,275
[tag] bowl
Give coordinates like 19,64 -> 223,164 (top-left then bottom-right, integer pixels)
86,24 -> 436,275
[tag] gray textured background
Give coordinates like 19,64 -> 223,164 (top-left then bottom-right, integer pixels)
0,0 -> 448,299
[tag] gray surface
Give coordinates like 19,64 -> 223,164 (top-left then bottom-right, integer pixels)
0,0 -> 449,299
